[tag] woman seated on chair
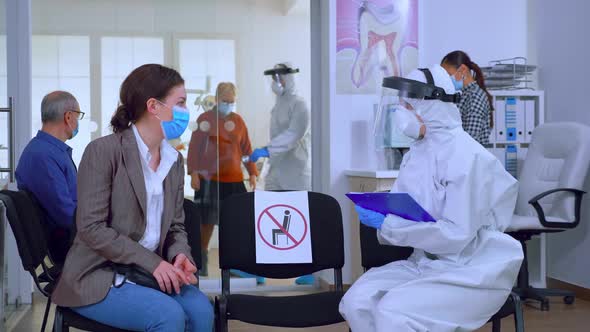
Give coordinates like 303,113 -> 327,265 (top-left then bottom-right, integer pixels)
51,64 -> 214,332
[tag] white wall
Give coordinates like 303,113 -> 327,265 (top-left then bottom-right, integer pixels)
31,0 -> 311,148
529,0 -> 590,289
419,0 -> 528,67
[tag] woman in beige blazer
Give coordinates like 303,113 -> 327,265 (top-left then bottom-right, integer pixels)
51,64 -> 214,331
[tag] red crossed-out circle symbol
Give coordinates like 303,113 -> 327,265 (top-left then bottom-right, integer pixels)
257,204 -> 308,251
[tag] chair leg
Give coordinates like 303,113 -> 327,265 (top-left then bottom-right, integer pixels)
41,297 -> 52,332
52,308 -> 63,332
492,319 -> 501,332
220,305 -> 228,332
513,236 -> 550,311
215,297 -> 229,332
533,288 -> 574,297
512,234 -> 573,311
511,293 -> 525,332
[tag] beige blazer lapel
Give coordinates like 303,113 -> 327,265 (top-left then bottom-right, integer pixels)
120,129 -> 147,218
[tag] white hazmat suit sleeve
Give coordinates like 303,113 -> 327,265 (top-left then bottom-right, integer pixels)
267,99 -> 310,156
378,152 -> 518,255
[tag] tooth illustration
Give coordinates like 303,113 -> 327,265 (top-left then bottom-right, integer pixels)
351,1 -> 408,88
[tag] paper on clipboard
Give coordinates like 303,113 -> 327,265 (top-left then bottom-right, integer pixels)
346,192 -> 436,222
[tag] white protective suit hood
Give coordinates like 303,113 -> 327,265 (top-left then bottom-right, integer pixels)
404,65 -> 462,133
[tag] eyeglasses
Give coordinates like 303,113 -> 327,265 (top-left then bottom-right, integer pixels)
68,110 -> 85,120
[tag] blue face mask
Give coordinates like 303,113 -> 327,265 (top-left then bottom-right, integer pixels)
158,102 -> 190,140
69,117 -> 79,139
450,73 -> 464,91
72,124 -> 79,139
217,102 -> 235,117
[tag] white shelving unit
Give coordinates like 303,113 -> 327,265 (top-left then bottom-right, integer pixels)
489,90 -> 546,288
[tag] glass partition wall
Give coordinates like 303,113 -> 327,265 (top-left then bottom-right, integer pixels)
25,0 -> 312,293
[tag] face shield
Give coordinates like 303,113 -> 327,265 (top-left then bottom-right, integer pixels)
374,87 -> 422,150
264,64 -> 299,96
374,69 -> 461,145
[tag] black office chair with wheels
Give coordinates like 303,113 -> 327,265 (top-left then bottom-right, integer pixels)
214,191 -> 346,331
358,223 -> 525,332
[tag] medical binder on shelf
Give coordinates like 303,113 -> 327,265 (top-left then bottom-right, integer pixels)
495,100 -> 506,141
505,145 -> 518,178
505,98 -> 518,142
516,99 -> 526,142
525,100 -> 536,142
346,192 -> 436,222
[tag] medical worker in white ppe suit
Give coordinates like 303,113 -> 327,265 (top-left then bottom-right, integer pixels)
250,63 -> 311,192
250,62 -> 313,285
339,64 -> 523,332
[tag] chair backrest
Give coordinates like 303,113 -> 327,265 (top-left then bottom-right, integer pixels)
219,191 -> 344,278
0,190 -> 49,272
0,192 -> 34,271
359,223 -> 413,269
183,199 -> 203,270
0,190 -> 55,297
516,123 -> 590,221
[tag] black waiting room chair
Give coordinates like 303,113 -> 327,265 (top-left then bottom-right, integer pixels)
0,191 -> 203,332
0,189 -> 134,332
214,191 -> 346,331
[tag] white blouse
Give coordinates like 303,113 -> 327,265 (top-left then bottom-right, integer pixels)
115,125 -> 178,285
132,124 -> 178,251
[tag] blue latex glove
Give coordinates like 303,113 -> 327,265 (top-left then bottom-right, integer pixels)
355,205 -> 385,229
250,147 -> 270,162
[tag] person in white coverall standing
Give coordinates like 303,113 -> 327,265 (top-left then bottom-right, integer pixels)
339,64 -> 523,332
250,62 -> 313,285
250,63 -> 311,192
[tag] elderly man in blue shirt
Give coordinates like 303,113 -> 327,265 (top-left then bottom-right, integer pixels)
16,91 -> 82,264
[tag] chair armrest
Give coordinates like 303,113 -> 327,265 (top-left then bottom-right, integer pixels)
528,188 -> 586,229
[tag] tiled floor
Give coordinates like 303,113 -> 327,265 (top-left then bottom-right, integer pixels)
8,292 -> 590,331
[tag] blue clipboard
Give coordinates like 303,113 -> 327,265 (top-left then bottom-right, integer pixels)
346,192 -> 436,222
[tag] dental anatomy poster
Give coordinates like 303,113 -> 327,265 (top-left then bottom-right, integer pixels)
336,0 -> 419,94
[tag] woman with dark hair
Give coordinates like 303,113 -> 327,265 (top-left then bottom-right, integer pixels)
441,50 -> 493,145
51,64 -> 214,331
